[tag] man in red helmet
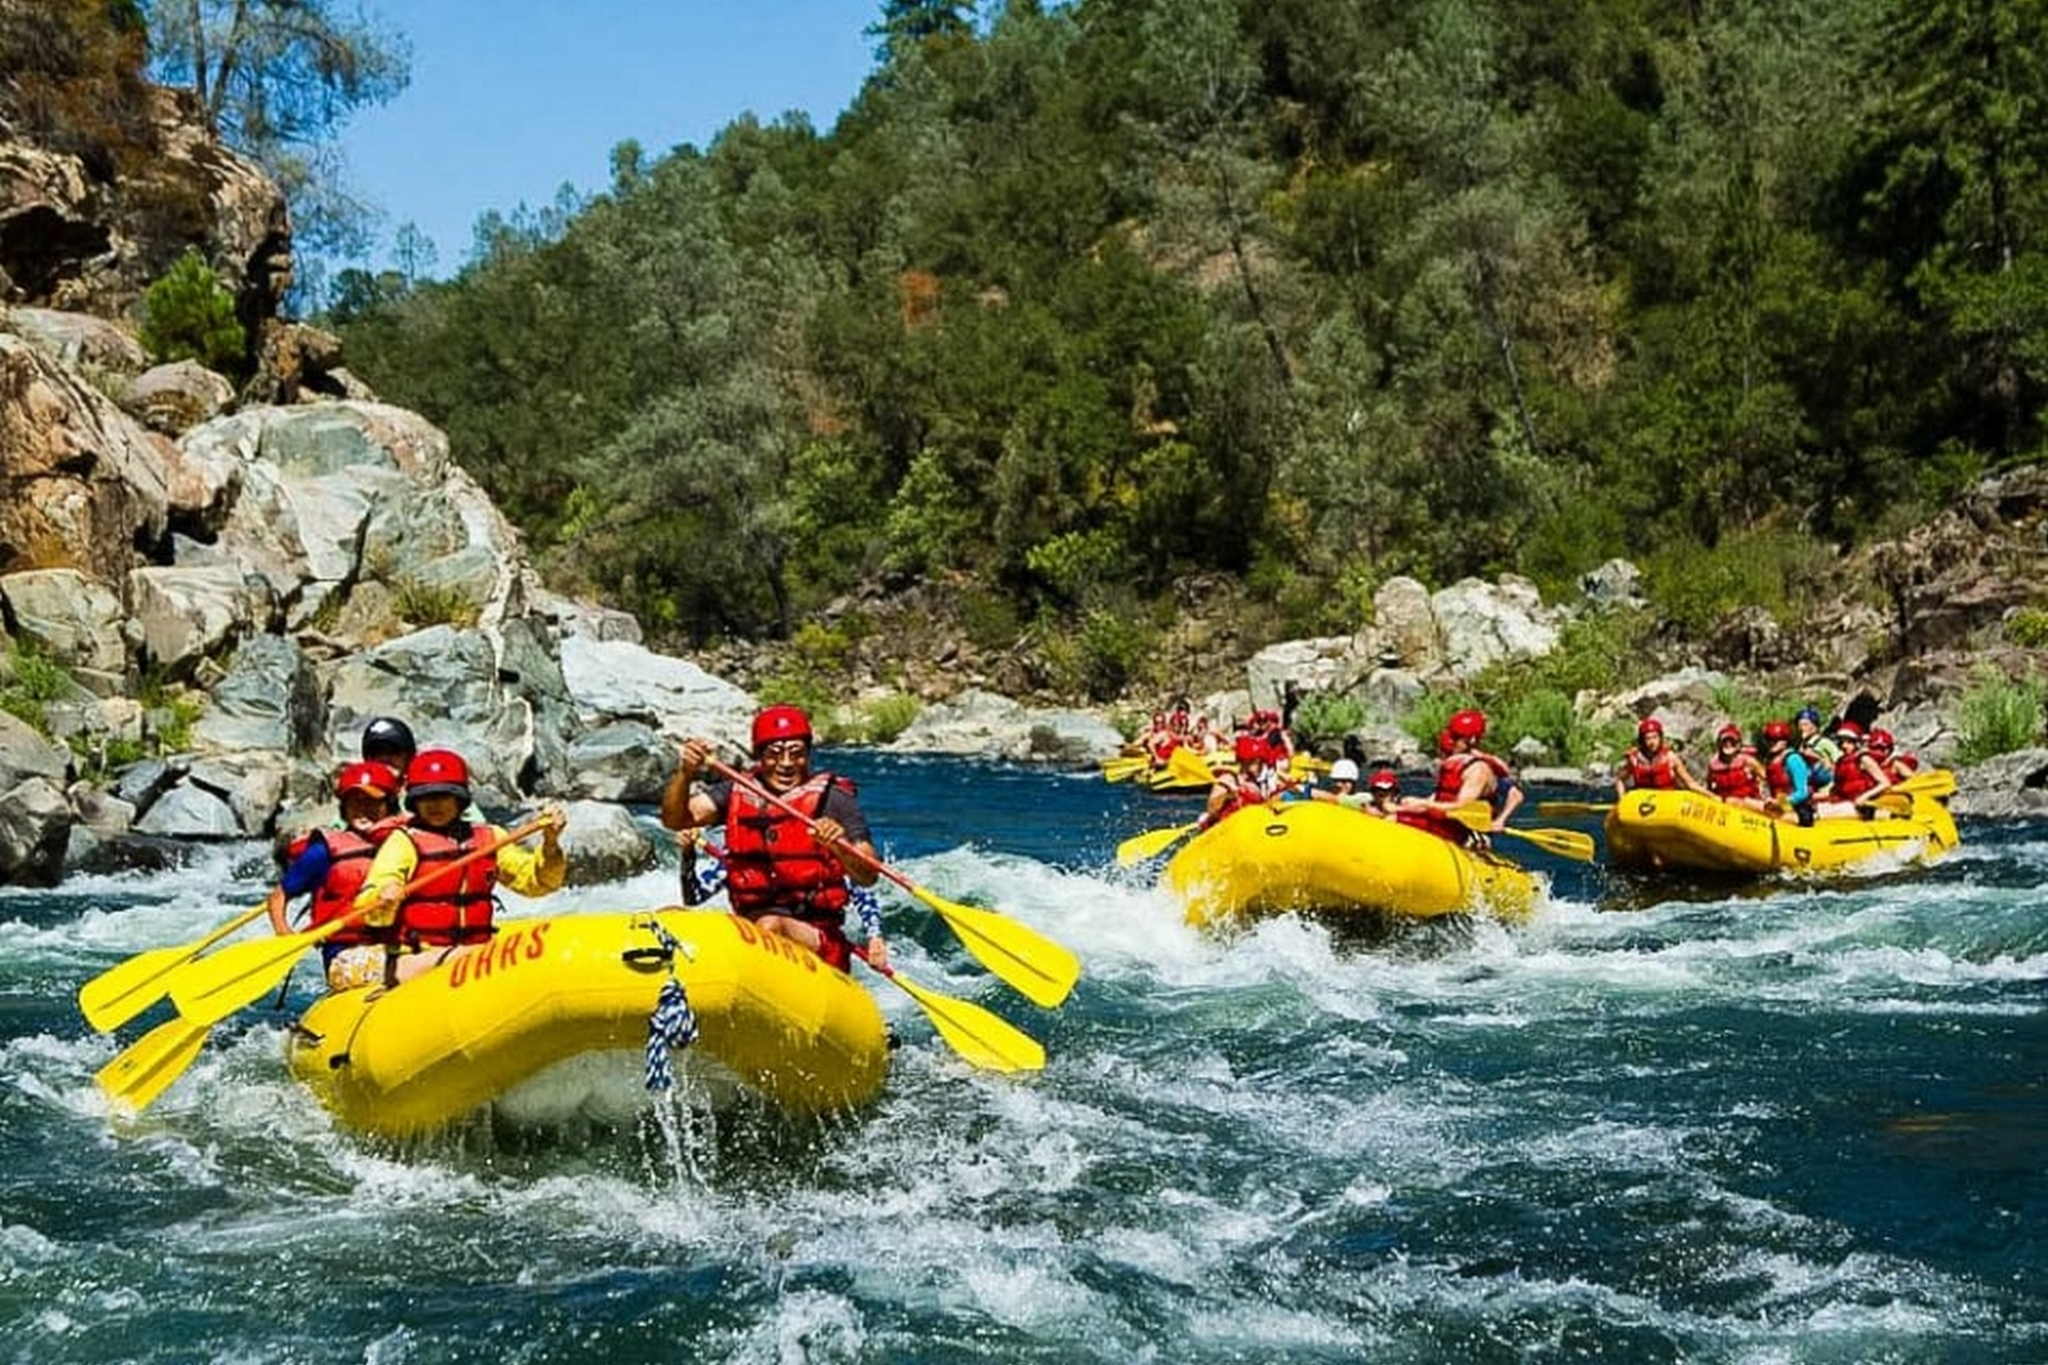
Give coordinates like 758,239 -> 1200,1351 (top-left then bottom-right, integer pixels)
265,760 -> 404,988
662,705 -> 888,974
352,748 -> 569,986
1422,708 -> 1525,841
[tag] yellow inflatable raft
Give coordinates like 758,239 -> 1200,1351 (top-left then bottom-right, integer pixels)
1604,789 -> 1960,875
1163,800 -> 1538,929
286,909 -> 890,1138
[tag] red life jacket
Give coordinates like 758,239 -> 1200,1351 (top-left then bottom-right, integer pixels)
1149,734 -> 1179,762
393,821 -> 499,947
1625,748 -> 1682,789
308,825 -> 393,947
1832,754 -> 1881,802
1396,808 -> 1472,846
1765,752 -> 1797,797
1881,754 -> 1920,781
724,772 -> 851,925
1705,751 -> 1762,800
1434,752 -> 1512,805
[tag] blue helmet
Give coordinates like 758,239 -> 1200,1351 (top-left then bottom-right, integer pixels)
1796,706 -> 1822,726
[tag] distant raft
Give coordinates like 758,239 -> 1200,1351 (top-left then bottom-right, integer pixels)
1603,787 -> 1959,876
1162,799 -> 1537,929
285,909 -> 890,1139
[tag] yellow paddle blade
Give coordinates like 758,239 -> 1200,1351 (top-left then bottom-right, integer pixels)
1101,755 -> 1151,783
1443,802 -> 1496,830
911,886 -> 1080,1008
1166,748 -> 1219,787
1116,821 -> 1200,867
77,901 -> 269,1033
881,967 -> 1045,1073
1536,800 -> 1614,817
1496,826 -> 1597,862
1889,769 -> 1955,801
1288,754 -> 1332,778
95,1017 -> 210,1114
1864,792 -> 1913,816
1444,802 -> 1595,861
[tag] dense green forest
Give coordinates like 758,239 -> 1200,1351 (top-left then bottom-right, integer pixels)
101,3 -> 2048,688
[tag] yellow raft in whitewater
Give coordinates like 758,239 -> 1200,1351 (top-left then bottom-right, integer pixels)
1604,789 -> 1959,875
1162,800 -> 1538,929
286,909 -> 889,1138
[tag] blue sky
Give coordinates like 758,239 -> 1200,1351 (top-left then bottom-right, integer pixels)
342,1 -> 882,275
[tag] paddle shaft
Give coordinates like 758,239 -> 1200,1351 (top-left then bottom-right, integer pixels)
313,814 -> 556,951
703,757 -> 1080,1007
171,816 -> 552,1027
705,758 -> 903,890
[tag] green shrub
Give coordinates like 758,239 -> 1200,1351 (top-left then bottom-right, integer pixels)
2005,607 -> 2048,649
1403,692 -> 1479,750
1954,668 -> 2046,763
0,643 -> 78,733
959,589 -> 1021,651
1291,691 -> 1367,747
139,249 -> 246,375
393,579 -> 480,628
1640,527 -> 1835,639
1039,607 -> 1153,703
1471,608 -> 1659,703
135,671 -> 204,754
1490,688 -> 1593,765
847,692 -> 920,744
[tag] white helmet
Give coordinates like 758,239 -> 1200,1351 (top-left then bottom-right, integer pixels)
1329,758 -> 1361,782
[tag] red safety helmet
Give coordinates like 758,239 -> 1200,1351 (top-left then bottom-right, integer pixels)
1762,720 -> 1792,742
1368,768 -> 1400,793
1868,728 -> 1895,753
751,704 -> 813,754
1234,734 -> 1267,765
404,748 -> 471,805
334,760 -> 399,802
1717,723 -> 1742,743
1638,717 -> 1664,737
1835,720 -> 1865,743
1448,709 -> 1487,741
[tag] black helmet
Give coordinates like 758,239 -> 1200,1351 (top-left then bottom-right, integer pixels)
360,716 -> 418,766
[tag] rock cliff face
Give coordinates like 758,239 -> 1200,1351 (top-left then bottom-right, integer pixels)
0,85 -> 289,331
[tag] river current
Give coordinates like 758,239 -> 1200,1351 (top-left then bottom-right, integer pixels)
3,750 -> 2043,1363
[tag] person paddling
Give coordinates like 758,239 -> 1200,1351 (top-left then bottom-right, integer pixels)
661,705 -> 888,974
1614,717 -> 1708,798
352,748 -> 568,986
265,760 -> 404,990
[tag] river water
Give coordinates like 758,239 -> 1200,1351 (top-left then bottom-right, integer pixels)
3,751 -> 2044,1363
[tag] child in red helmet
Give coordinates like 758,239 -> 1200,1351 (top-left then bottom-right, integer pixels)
265,760 -> 404,988
351,748 -> 569,987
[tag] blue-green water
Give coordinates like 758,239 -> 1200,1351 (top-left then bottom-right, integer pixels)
4,752 -> 2044,1363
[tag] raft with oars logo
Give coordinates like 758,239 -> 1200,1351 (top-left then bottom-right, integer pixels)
285,910 -> 893,1138
1603,771 -> 1960,876
1162,800 -> 1539,929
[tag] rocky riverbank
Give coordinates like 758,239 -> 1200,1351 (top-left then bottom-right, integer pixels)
4,80 -> 2045,893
